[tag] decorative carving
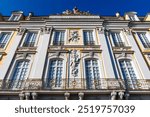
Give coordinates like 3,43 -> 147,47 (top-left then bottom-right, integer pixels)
118,91 -> 124,100
19,92 -> 25,100
111,91 -> 117,100
31,92 -> 38,100
25,92 -> 30,100
125,93 -> 130,100
78,92 -> 84,100
16,28 -> 26,35
26,12 -> 32,20
70,50 -> 80,77
61,7 -> 92,15
64,92 -> 70,100
69,30 -> 79,42
40,26 -> 52,34
124,28 -> 132,35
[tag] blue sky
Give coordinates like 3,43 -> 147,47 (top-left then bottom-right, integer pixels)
0,0 -> 150,16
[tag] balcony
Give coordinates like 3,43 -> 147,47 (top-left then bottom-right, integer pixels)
0,78 -> 150,91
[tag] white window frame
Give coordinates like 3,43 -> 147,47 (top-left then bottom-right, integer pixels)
110,31 -> 126,47
0,31 -> 13,50
21,31 -> 39,47
44,56 -> 66,89
8,14 -> 21,21
136,31 -> 150,48
83,30 -> 95,45
52,30 -> 66,45
118,58 -> 139,89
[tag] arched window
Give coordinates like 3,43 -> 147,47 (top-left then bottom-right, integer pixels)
119,59 -> 137,88
10,60 -> 30,89
85,59 -> 100,89
45,59 -> 63,88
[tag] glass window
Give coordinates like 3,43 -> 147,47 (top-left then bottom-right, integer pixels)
137,32 -> 150,48
53,31 -> 65,45
0,32 -> 11,48
83,30 -> 94,45
111,32 -> 125,47
23,32 -> 37,47
119,60 -> 137,88
10,60 -> 29,89
45,59 -> 63,88
9,14 -> 20,21
85,59 -> 100,89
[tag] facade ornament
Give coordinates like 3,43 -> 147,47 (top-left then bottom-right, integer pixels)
89,52 -> 94,58
125,93 -> 130,100
25,92 -> 30,100
69,30 -> 79,42
61,7 -> 92,15
111,91 -> 117,100
31,92 -> 38,100
40,26 -> 52,34
78,92 -> 84,100
26,12 -> 33,20
97,27 -> 105,34
118,91 -> 124,100
70,49 -> 80,77
64,92 -> 70,100
124,28 -> 132,35
19,92 -> 25,100
16,28 -> 26,35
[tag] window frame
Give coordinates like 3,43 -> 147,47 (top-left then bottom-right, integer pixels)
0,31 -> 13,50
8,14 -> 21,21
20,31 -> 39,47
83,30 -> 95,45
52,30 -> 66,46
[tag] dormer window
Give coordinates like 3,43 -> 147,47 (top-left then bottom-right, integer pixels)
9,11 -> 23,21
125,12 -> 140,21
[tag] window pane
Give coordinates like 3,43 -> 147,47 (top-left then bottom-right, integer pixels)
0,32 -> 11,48
23,32 -> 37,47
47,60 -> 63,88
85,59 -> 100,89
83,31 -> 94,45
53,31 -> 65,45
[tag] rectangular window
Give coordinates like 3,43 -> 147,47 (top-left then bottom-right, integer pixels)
22,32 -> 37,47
45,59 -> 63,88
83,30 -> 94,45
111,32 -> 125,47
9,60 -> 29,89
0,32 -> 11,48
119,60 -> 137,89
85,59 -> 100,89
9,14 -> 20,21
137,32 -> 150,48
53,31 -> 65,45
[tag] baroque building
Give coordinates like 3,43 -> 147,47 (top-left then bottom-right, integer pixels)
0,7 -> 150,100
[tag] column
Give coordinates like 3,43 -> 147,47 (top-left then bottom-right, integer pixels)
31,92 -> 38,100
0,28 -> 26,79
29,27 -> 52,79
19,92 -> 25,100
98,28 -> 118,78
118,91 -> 124,100
25,92 -> 30,100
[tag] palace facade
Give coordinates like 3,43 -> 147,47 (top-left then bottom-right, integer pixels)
0,8 -> 150,100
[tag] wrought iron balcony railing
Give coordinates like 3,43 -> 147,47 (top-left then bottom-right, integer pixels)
0,78 -> 150,91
